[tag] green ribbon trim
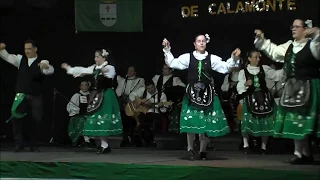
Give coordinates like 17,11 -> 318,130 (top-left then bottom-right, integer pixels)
6,93 -> 27,123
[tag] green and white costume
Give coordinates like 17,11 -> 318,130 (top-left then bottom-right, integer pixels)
237,64 -> 283,150
255,30 -> 320,159
66,61 -> 122,149
163,47 -> 239,152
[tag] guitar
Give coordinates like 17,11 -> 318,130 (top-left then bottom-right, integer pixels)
125,96 -> 173,117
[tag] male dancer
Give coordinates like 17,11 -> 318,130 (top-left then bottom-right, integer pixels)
0,40 -> 54,152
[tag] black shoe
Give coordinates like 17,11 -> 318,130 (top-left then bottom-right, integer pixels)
30,146 -> 40,152
188,150 -> 195,161
199,152 -> 207,160
243,147 -> 250,155
287,155 -> 305,165
260,148 -> 267,155
14,144 -> 24,152
97,146 -> 111,154
79,141 -> 96,149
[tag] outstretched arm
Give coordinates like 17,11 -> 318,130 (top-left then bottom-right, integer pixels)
162,38 -> 189,70
163,48 -> 190,70
210,48 -> 241,74
0,43 -> 22,68
254,29 -> 291,63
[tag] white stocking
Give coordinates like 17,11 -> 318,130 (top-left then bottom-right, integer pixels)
261,136 -> 269,150
199,134 -> 208,152
187,133 -> 195,151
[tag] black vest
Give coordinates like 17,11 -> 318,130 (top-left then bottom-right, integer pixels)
244,65 -> 268,93
187,53 -> 211,84
78,93 -> 89,115
284,40 -> 320,80
15,56 -> 44,95
91,66 -> 113,90
156,75 -> 174,92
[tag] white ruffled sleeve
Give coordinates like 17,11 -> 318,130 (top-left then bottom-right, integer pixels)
255,38 -> 292,63
163,48 -> 190,70
262,65 -> 284,81
66,65 -> 95,76
210,55 -> 239,74
236,70 -> 248,95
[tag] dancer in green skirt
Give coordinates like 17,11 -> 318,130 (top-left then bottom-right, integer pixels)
237,49 -> 283,155
162,33 -> 241,160
61,49 -> 122,154
254,19 -> 320,164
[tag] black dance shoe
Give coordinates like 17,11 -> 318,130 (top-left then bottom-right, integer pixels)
188,150 -> 195,161
97,146 -> 111,154
199,152 -> 207,160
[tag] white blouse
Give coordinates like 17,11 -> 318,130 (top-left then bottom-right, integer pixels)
254,30 -> 320,62
66,61 -> 116,78
237,65 -> 284,95
0,49 -> 55,75
163,48 -> 239,74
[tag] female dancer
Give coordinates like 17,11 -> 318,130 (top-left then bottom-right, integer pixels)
162,34 -> 241,160
254,19 -> 319,164
61,49 -> 122,154
237,49 -> 283,155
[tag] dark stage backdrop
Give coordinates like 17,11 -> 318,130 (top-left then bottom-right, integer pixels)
0,0 -> 319,143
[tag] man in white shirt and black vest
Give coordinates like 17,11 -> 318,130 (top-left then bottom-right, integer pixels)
152,64 -> 185,133
116,66 -> 145,147
0,40 -> 54,152
129,80 -> 168,147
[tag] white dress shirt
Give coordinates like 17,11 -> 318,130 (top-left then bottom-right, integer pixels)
116,75 -> 145,97
0,49 -> 54,75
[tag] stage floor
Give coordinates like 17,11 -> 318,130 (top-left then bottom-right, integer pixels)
1,147 -> 319,172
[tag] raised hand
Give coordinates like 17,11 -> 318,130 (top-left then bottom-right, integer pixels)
254,29 -> 264,39
304,27 -> 320,38
38,63 -> 49,69
232,48 -> 241,59
61,63 -> 69,70
0,43 -> 6,50
162,38 -> 170,49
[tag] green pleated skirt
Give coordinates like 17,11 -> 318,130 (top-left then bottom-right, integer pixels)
241,102 -> 277,137
68,115 -> 86,146
180,95 -> 230,137
273,79 -> 320,139
82,88 -> 123,137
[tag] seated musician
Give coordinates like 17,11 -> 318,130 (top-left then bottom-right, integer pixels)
116,66 -> 145,147
152,64 -> 185,133
129,80 -> 168,147
67,80 -> 93,147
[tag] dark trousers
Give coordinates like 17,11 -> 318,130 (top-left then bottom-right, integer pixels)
121,110 -> 136,140
138,112 -> 161,145
12,95 -> 43,146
